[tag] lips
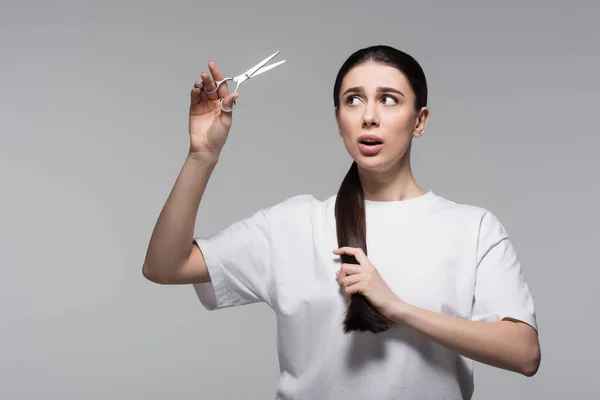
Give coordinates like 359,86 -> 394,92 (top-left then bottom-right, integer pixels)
358,141 -> 383,155
357,134 -> 384,145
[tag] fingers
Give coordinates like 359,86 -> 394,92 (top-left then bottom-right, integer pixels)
336,271 -> 366,302
221,92 -> 239,110
333,247 -> 371,267
201,71 -> 219,101
343,281 -> 363,301
190,79 -> 205,104
208,61 -> 230,99
199,60 -> 229,102
335,264 -> 362,285
341,272 -> 364,288
340,263 -> 362,275
192,60 -> 237,113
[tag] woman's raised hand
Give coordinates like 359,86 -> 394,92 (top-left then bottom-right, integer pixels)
188,61 -> 239,159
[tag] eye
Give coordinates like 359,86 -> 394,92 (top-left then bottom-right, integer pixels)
382,95 -> 398,105
345,95 -> 362,106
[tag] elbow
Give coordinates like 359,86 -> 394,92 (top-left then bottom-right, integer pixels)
142,263 -> 168,284
520,342 -> 541,377
521,360 -> 540,377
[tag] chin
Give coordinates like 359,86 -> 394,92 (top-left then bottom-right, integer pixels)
354,156 -> 391,172
354,152 -> 407,173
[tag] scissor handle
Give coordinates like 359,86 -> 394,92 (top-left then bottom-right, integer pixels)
204,77 -> 240,94
203,78 -> 237,112
220,98 -> 236,113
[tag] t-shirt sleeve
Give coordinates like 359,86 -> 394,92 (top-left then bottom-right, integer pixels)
471,211 -> 538,333
192,208 -> 272,310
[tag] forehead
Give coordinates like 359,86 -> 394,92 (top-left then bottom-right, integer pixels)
341,62 -> 411,93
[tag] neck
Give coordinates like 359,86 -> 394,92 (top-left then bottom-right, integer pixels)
357,150 -> 427,202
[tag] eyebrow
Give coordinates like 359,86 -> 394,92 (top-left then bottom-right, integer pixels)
342,86 -> 405,97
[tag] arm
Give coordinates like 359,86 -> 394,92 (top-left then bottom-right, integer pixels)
142,59 -> 240,284
392,303 -> 541,376
334,246 -> 541,377
142,152 -> 218,284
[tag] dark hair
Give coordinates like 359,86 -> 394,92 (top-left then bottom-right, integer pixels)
333,45 -> 428,334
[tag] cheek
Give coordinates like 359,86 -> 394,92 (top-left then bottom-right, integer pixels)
338,112 -> 361,132
384,110 -> 415,131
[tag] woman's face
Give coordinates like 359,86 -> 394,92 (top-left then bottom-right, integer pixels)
335,62 -> 429,172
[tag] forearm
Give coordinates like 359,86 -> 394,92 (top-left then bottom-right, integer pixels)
142,151 -> 219,280
392,302 -> 540,376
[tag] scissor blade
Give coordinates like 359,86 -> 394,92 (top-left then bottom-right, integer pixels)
250,60 -> 286,78
245,51 -> 280,78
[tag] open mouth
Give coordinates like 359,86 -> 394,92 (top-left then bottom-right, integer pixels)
359,139 -> 383,146
358,139 -> 384,155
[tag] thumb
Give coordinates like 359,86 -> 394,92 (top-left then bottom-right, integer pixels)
219,92 -> 239,122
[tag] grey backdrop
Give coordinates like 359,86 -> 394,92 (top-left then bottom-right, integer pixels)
1,0 -> 598,399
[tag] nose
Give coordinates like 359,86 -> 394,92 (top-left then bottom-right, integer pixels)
362,103 -> 379,128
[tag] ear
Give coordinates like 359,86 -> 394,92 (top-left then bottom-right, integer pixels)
413,107 -> 430,138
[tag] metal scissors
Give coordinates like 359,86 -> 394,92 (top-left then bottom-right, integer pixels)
204,50 -> 285,112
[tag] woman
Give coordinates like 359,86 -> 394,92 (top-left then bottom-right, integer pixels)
142,45 -> 541,399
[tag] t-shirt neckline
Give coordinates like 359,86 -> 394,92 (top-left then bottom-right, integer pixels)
325,189 -> 439,235
363,189 -> 435,209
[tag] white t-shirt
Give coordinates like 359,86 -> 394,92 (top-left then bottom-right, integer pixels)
193,190 -> 538,400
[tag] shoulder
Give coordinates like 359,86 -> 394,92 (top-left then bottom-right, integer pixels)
266,193 -> 320,210
255,194 -> 333,242
432,192 -> 499,220
262,193 -> 321,214
260,193 -> 327,223
429,192 -> 509,236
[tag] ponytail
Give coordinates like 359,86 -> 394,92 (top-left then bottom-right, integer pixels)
331,44 -> 428,333
335,161 -> 393,333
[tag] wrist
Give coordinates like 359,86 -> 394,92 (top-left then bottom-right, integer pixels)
389,298 -> 413,323
187,150 -> 220,165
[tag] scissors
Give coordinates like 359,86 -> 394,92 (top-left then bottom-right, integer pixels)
204,50 -> 286,112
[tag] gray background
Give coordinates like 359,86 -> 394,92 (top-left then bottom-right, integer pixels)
1,0 -> 598,398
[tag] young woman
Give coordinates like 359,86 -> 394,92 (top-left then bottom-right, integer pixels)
143,45 -> 541,400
